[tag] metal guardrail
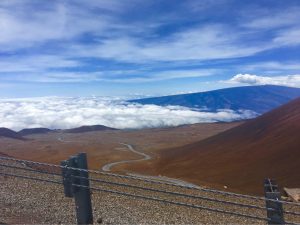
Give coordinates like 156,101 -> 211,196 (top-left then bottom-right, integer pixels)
0,154 -> 299,225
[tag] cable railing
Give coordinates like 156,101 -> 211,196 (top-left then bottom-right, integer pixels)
0,171 -> 62,185
1,155 -> 299,207
74,175 -> 268,210
0,162 -> 61,176
73,183 -> 270,222
1,155 -> 299,206
0,154 -> 299,225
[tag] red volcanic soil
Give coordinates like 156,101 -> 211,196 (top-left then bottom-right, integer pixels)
156,98 -> 300,195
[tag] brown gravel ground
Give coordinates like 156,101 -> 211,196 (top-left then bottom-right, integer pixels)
1,162 -> 299,224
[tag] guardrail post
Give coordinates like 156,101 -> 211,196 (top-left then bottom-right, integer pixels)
61,153 -> 93,224
264,178 -> 285,225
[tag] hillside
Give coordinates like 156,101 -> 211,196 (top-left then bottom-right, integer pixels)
0,128 -> 25,140
130,85 -> 300,114
18,128 -> 53,136
63,125 -> 117,133
155,97 -> 300,194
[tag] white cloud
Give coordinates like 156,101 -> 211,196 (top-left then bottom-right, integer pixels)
62,23 -> 300,65
0,66 -> 217,83
241,61 -> 300,72
0,0 -> 125,51
70,25 -> 266,63
1,1 -> 300,85
243,7 -> 300,29
273,27 -> 300,46
0,1 -> 299,60
99,69 -> 218,83
147,69 -> 217,80
0,97 -> 256,131
0,55 -> 81,73
229,74 -> 300,87
185,0 -> 228,12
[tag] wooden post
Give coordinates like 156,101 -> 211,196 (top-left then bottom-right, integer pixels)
264,178 -> 285,225
61,153 -> 93,224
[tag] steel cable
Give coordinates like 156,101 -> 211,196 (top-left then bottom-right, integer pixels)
0,163 -> 61,176
73,175 -> 268,210
1,169 -> 298,223
0,171 -> 62,184
65,167 -> 300,206
285,221 -> 300,225
73,183 -> 270,222
284,210 -> 300,216
0,156 -> 62,168
1,156 -> 299,207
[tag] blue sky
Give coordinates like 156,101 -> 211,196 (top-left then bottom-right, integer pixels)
0,0 -> 300,98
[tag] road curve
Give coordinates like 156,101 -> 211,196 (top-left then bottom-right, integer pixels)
101,143 -> 200,187
101,143 -> 151,172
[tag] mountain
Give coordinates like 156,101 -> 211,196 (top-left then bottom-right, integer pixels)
0,125 -> 117,137
64,125 -> 118,133
129,85 -> 300,114
18,128 -> 53,136
155,97 -> 300,194
0,128 -> 25,140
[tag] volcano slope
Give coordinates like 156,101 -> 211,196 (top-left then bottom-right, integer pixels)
154,97 -> 300,195
130,85 -> 300,114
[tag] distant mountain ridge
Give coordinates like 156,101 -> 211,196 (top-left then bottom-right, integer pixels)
18,128 -> 53,136
0,128 -> 25,140
129,85 -> 300,114
63,125 -> 118,133
0,125 -> 117,140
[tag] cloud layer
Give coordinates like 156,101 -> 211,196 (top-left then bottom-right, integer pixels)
229,74 -> 300,87
0,97 -> 256,131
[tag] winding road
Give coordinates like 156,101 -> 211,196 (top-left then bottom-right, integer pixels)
102,143 -> 151,172
101,143 -> 200,187
55,135 -> 199,187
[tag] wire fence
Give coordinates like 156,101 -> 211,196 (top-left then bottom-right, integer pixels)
0,154 -> 299,225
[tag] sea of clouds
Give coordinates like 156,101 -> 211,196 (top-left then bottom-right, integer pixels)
0,97 -> 257,131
